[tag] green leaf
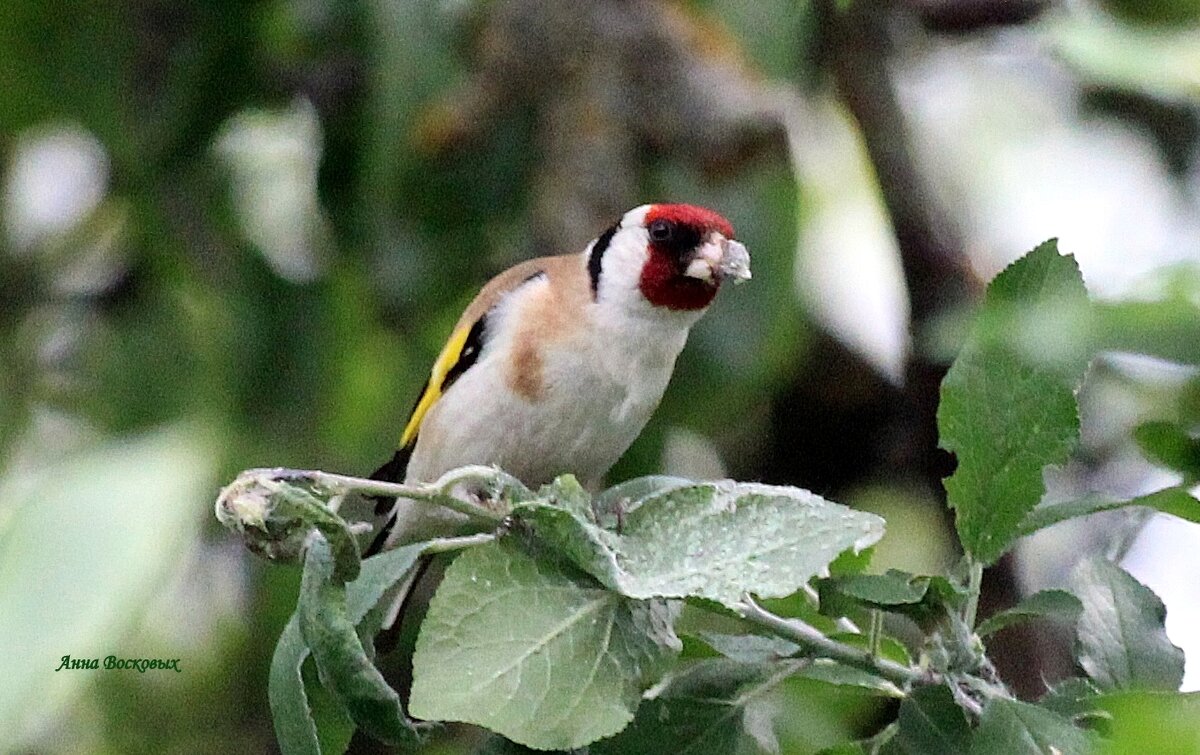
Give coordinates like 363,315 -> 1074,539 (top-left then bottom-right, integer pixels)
821,571 -> 929,607
893,684 -> 972,755
1019,486 -> 1200,535
939,241 -> 1090,565
298,537 -> 423,747
534,473 -> 593,519
268,617 -> 325,755
969,699 -> 1096,755
818,723 -> 899,755
592,658 -> 799,755
1038,678 -> 1106,725
818,745 -> 868,755
798,660 -> 904,698
409,541 -> 680,750
301,655 -> 357,755
268,541 -> 427,754
977,590 -> 1084,638
1090,276 -> 1200,367
829,545 -> 876,577
1134,421 -> 1200,480
592,475 -> 693,512
1072,558 -> 1184,692
696,632 -> 800,663
866,722 -> 902,754
591,475 -> 693,527
346,542 -> 427,623
514,480 -> 885,609
817,570 -> 967,626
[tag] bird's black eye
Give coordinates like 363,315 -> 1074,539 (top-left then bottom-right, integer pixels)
648,219 -> 673,242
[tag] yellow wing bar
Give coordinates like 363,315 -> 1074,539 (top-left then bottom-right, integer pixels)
400,322 -> 475,448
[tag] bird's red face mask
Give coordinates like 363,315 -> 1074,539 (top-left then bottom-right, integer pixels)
638,204 -> 750,311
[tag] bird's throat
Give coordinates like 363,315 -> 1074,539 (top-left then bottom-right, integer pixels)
638,253 -> 718,311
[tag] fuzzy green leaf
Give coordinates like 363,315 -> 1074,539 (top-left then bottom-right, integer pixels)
514,480 -> 884,609
592,475 -> 692,517
818,723 -> 900,755
939,241 -> 1091,564
592,658 -> 798,755
1072,558 -> 1184,692
969,699 -> 1096,755
298,537 -> 424,747
268,617 -> 325,755
817,570 -> 967,627
409,541 -> 680,750
1038,678 -> 1106,725
696,632 -> 801,663
345,542 -> 427,623
799,660 -> 905,697
1019,486 -> 1200,535
269,541 -> 427,754
1092,280 -> 1200,367
1134,421 -> 1200,480
300,656 -> 356,755
821,570 -> 929,607
977,589 -> 1084,637
894,684 -> 972,755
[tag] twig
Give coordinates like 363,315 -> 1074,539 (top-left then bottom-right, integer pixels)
421,532 -> 497,555
736,596 -> 928,688
962,559 -> 984,629
868,609 -> 884,658
237,466 -> 509,527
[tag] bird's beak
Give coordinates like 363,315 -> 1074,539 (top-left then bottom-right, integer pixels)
684,236 -> 752,284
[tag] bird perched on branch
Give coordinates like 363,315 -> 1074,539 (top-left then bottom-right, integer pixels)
367,203 -> 750,554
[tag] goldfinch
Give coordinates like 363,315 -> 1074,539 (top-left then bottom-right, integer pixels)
367,203 -> 750,553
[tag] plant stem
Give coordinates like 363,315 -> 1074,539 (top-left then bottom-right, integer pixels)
962,559 -> 984,629
421,532 -> 496,554
868,610 -> 883,658
736,596 -> 928,688
244,467 -> 507,528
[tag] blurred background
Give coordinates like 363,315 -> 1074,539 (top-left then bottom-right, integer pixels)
1,0 -> 1198,752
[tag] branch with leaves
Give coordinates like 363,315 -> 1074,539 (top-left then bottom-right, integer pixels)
218,241 -> 1200,754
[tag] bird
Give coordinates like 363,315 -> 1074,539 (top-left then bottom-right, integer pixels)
366,202 -> 750,554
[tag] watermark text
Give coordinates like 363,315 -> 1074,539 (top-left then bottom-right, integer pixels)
55,655 -> 181,673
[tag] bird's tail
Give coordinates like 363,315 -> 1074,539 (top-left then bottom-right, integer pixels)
363,446 -> 413,557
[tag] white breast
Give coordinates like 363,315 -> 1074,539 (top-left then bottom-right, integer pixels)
407,276 -> 692,489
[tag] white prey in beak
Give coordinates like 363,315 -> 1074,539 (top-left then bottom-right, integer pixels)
684,236 -> 752,284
